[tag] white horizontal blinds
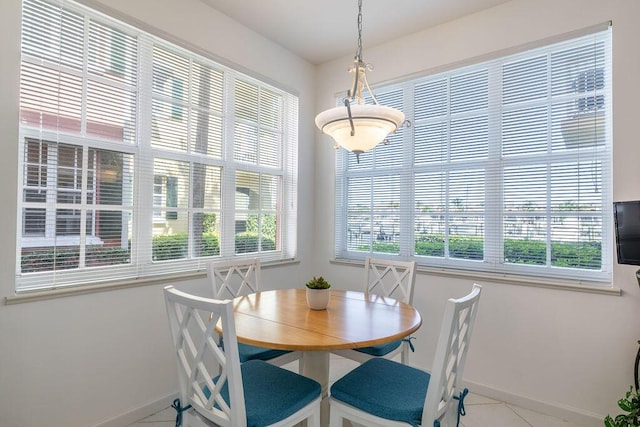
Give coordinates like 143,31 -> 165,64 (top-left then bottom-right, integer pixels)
550,32 -> 609,276
336,26 -> 611,282
234,79 -> 283,168
413,78 -> 447,261
448,69 -> 487,262
413,67 -> 488,263
231,78 -> 286,258
20,0 -> 84,131
501,30 -> 610,275
20,141 -> 133,269
191,163 -> 222,259
151,45 -> 224,157
283,95 -> 298,260
346,176 -> 372,252
258,88 -> 284,168
87,21 -> 138,142
150,158 -> 221,262
84,148 -> 134,270
340,88 -> 407,257
232,171 -> 281,255
21,0 -> 137,142
147,44 -> 224,270
17,0 -> 298,291
18,0 -> 138,289
234,79 -> 259,163
259,173 -> 281,252
370,90 -> 405,169
414,79 -> 447,164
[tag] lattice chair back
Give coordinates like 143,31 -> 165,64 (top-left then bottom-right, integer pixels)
164,285 -> 246,427
208,259 -> 262,299
423,284 -> 482,427
206,259 -> 301,367
364,257 -> 417,304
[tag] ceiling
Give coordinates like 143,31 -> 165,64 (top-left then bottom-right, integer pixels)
199,0 -> 512,64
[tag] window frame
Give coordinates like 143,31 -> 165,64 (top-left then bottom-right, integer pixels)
16,0 -> 298,292
335,26 -> 613,285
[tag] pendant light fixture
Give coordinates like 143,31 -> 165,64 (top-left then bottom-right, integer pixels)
315,0 -> 405,163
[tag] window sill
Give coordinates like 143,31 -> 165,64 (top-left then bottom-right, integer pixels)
329,258 -> 621,296
5,258 -> 300,305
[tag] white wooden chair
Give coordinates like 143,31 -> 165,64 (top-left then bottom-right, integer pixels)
163,285 -> 321,427
330,283 -> 482,427
207,259 -> 302,367
332,257 -> 417,364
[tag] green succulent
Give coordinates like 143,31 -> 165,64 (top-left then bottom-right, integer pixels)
305,276 -> 331,290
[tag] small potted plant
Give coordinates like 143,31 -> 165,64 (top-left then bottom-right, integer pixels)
605,386 -> 640,427
305,276 -> 331,310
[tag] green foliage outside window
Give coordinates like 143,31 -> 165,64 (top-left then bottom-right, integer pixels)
356,235 -> 601,270
21,230 -> 276,272
152,233 -> 220,261
234,232 -> 276,254
151,231 -> 276,261
202,213 -> 217,233
245,214 -> 276,241
21,246 -> 130,273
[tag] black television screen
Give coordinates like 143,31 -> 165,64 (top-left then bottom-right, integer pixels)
614,201 -> 640,265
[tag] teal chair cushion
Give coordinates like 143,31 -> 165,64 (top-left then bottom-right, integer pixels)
354,339 -> 402,356
205,360 -> 320,427
238,342 -> 291,363
330,357 -> 429,426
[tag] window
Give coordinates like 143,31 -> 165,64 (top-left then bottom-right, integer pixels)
17,0 -> 298,291
335,27 -> 612,283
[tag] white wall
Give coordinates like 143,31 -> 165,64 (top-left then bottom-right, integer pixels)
3,0 -> 640,425
0,0 -> 317,426
314,0 -> 640,425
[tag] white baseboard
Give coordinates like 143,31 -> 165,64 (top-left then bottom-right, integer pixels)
464,380 -> 605,427
92,392 -> 177,427
92,383 -> 606,427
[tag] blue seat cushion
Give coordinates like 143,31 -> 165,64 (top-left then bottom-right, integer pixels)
220,337 -> 292,363
330,357 -> 430,425
238,342 -> 292,363
354,339 -> 402,356
205,359 -> 320,427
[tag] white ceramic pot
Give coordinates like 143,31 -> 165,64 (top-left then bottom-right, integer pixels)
306,288 -> 331,310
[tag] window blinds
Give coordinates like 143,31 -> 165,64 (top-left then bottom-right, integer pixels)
336,26 -> 612,283
17,0 -> 298,291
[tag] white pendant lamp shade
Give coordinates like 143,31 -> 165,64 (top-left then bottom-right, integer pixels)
315,104 -> 405,153
315,0 -> 406,161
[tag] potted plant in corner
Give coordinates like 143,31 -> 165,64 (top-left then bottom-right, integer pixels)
605,386 -> 640,427
305,276 -> 331,310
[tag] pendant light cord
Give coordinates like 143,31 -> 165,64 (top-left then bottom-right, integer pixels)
349,0 -> 364,101
349,0 -> 380,106
346,0 -> 364,136
355,0 -> 363,62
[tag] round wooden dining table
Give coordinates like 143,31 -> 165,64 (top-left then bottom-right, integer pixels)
231,287 -> 422,426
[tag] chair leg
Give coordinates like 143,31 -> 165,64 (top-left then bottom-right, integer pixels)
308,408 -> 321,427
330,406 -> 343,427
401,342 -> 409,365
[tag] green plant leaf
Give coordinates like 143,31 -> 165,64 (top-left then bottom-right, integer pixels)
606,386 -> 640,426
619,398 -> 633,412
615,414 -> 628,425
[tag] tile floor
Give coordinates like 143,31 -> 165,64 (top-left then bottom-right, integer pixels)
128,355 -> 583,427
